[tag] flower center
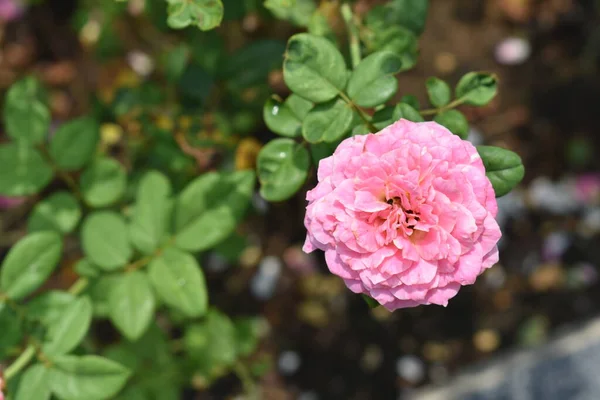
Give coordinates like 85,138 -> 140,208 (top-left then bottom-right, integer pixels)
385,196 -> 421,231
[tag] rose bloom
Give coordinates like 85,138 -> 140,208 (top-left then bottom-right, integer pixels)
303,119 -> 501,310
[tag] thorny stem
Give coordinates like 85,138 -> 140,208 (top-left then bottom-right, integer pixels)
341,3 -> 361,69
420,98 -> 466,116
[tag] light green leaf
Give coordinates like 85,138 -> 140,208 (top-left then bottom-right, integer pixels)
148,247 -> 208,318
257,138 -> 309,201
26,290 -> 76,326
0,231 -> 62,300
264,0 -> 317,26
283,33 -> 348,103
43,296 -> 93,356
426,77 -> 451,108
477,145 -> 525,197
15,364 -> 51,400
80,158 -> 127,208
347,51 -> 403,107
392,102 -> 424,122
108,271 -> 155,341
456,72 -> 498,106
49,355 -> 131,400
82,212 -> 132,271
129,171 -> 172,254
174,170 -> 255,252
27,191 -> 81,234
74,258 -> 100,278
49,117 -> 99,171
434,109 -> 469,139
167,0 -> 224,31
0,142 -> 53,196
263,94 -> 313,138
3,77 -> 50,145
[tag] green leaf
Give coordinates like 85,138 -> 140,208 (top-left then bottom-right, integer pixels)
362,294 -> 380,309
82,212 -> 133,271
80,158 -> 127,208
366,0 -> 429,35
302,98 -> 354,143
108,271 -> 155,341
0,303 -> 23,359
27,192 -> 81,234
224,40 -> 286,90
49,355 -> 131,400
434,109 -> 469,139
234,317 -> 261,357
400,94 -> 420,109
49,117 -> 100,171
477,145 -> 525,197
347,51 -> 403,107
26,290 -> 76,326
163,44 -> 189,82
352,105 -> 399,136
283,33 -> 348,103
3,77 -> 50,145
167,0 -> 224,31
184,309 -> 237,378
43,296 -> 93,356
174,170 -> 255,252
265,0 -> 317,26
426,77 -> 451,108
263,94 -> 313,138
367,26 -> 418,71
309,141 -> 337,165
129,171 -> 172,254
392,102 -> 424,122
0,142 -> 53,196
74,258 -> 100,278
15,364 -> 51,400
257,138 -> 310,201
455,72 -> 498,106
148,247 -> 208,318
0,231 -> 62,300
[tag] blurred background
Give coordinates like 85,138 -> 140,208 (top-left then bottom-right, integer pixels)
1,0 -> 600,399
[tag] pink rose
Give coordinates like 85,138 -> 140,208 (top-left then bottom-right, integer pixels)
303,119 -> 501,310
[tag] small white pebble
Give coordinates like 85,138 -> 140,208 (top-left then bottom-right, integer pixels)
278,350 -> 301,375
495,37 -> 531,65
127,50 -> 154,77
396,355 -> 425,384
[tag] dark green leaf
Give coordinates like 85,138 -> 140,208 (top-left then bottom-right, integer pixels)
49,355 -> 131,400
265,0 -> 317,26
283,33 -> 348,103
0,303 -> 23,359
0,142 -> 53,196
80,158 -> 126,208
27,191 -> 81,234
148,247 -> 208,318
257,138 -> 310,201
49,117 -> 100,171
108,271 -> 155,341
366,26 -> 418,71
43,296 -> 93,356
309,141 -> 337,165
302,98 -> 354,143
4,77 -> 50,145
129,171 -> 172,254
174,170 -> 255,252
263,94 -> 313,138
434,109 -> 469,139
81,212 -> 133,271
15,364 -> 51,400
365,0 -> 429,35
477,145 -> 525,197
347,51 -> 403,107
426,77 -> 451,108
455,72 -> 498,106
224,40 -> 286,90
74,259 -> 100,278
400,94 -> 420,109
0,231 -> 62,300
235,317 -> 261,357
163,44 -> 189,82
184,309 -> 237,378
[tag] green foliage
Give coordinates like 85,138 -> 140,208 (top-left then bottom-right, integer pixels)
477,146 -> 526,197
0,1 -> 522,398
